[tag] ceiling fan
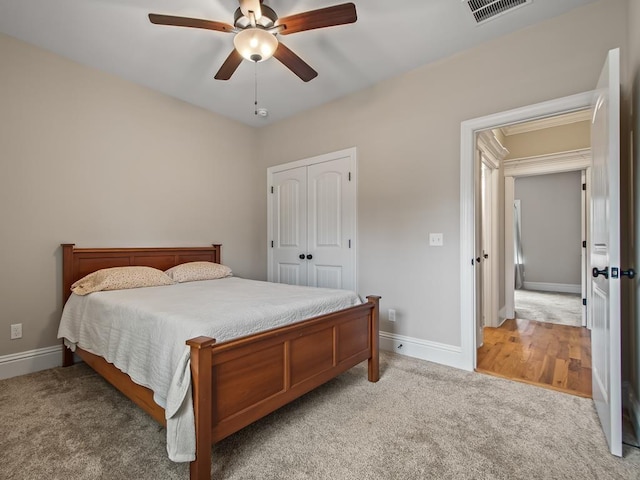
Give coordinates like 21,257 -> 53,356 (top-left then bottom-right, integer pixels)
148,0 -> 357,82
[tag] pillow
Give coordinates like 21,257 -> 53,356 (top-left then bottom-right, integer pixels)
71,266 -> 175,296
165,261 -> 232,283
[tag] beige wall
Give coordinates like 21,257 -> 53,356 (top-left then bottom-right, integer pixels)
0,33 -> 263,356
2,0 -> 636,382
256,0 -> 628,347
503,121 -> 591,159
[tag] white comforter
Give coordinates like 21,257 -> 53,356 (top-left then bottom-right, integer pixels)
58,277 -> 361,461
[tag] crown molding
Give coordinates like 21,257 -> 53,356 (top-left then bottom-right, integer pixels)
503,148 -> 591,177
500,109 -> 591,136
477,130 -> 509,169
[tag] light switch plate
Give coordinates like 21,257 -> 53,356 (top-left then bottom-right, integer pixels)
429,233 -> 444,246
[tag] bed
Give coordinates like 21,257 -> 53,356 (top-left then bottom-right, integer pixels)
59,244 -> 380,480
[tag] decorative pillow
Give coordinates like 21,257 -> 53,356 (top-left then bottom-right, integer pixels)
71,266 -> 175,296
165,261 -> 232,283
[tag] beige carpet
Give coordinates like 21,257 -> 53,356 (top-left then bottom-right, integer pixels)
1,352 -> 639,480
515,289 -> 582,327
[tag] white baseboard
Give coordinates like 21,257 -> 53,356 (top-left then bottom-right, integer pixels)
522,282 -> 581,294
0,345 -> 62,380
379,331 -> 467,370
623,381 -> 640,441
497,306 -> 509,326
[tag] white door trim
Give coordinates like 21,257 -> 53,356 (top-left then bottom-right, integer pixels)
477,131 -> 508,328
459,91 -> 594,371
267,147 -> 357,290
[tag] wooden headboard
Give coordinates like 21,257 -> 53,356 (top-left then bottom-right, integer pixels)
61,244 -> 222,303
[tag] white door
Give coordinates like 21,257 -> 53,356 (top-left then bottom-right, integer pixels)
590,48 -> 621,457
271,167 -> 308,285
307,158 -> 356,290
269,150 -> 356,290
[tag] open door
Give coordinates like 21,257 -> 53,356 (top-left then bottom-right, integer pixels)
590,48 -> 622,457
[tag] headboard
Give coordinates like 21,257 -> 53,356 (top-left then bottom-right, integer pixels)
61,244 -> 222,303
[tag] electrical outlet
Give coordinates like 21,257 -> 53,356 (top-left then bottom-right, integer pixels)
388,309 -> 396,322
10,323 -> 22,340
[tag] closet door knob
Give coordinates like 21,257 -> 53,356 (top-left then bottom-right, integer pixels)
592,267 -> 609,279
299,254 -> 305,260
306,254 -> 313,260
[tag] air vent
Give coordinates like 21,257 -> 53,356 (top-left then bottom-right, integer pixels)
465,0 -> 531,24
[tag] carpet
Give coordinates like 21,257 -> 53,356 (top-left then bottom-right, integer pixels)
1,352 -> 639,480
515,289 -> 582,327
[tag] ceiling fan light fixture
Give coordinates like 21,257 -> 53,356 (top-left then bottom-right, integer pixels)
233,28 -> 278,62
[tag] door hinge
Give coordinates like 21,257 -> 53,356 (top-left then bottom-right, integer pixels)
582,183 -> 586,191
271,241 -> 274,248
271,186 -> 274,194
348,172 -> 351,182
582,298 -> 587,306
582,240 -> 586,248
348,239 -> 351,248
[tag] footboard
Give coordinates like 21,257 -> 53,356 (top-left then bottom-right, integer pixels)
188,295 -> 380,480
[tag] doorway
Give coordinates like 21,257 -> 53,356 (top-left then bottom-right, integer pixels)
473,115 -> 593,397
461,48 -> 624,457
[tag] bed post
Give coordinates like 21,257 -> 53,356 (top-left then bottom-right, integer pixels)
366,295 -> 381,382
186,336 -> 216,480
61,244 -> 75,367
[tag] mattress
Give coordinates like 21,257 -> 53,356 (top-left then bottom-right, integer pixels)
58,277 -> 361,461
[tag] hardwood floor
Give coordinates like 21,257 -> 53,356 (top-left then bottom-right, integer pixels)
476,318 -> 592,398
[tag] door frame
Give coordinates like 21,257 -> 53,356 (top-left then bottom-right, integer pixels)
476,131 -> 508,329
503,149 -> 592,327
459,91 -> 594,370
266,147 -> 358,289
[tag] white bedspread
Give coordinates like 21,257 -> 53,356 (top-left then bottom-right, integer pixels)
57,277 -> 361,462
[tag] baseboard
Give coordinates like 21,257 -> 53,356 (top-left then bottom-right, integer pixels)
0,345 -> 62,380
379,331 -> 467,370
497,306 -> 509,326
522,282 -> 581,294
623,381 -> 640,441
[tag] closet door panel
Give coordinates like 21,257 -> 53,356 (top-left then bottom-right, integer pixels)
271,168 -> 308,285
307,157 -> 355,290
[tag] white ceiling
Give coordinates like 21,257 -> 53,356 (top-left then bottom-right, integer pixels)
0,0 -> 597,127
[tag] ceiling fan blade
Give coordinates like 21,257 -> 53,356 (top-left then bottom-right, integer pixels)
149,14 -> 235,33
214,49 -> 244,80
276,3 -> 357,36
273,43 -> 318,82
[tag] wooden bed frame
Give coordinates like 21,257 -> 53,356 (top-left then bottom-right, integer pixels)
60,244 -> 380,480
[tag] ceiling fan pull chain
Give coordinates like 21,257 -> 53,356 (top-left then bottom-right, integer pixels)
254,61 -> 258,115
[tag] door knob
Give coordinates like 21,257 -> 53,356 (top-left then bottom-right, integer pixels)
306,254 -> 313,260
592,267 -> 609,279
483,253 -> 489,259
476,257 -> 481,264
621,268 -> 636,279
299,254 -> 305,260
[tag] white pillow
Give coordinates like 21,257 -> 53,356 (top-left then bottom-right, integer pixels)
71,266 -> 175,296
165,261 -> 232,283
